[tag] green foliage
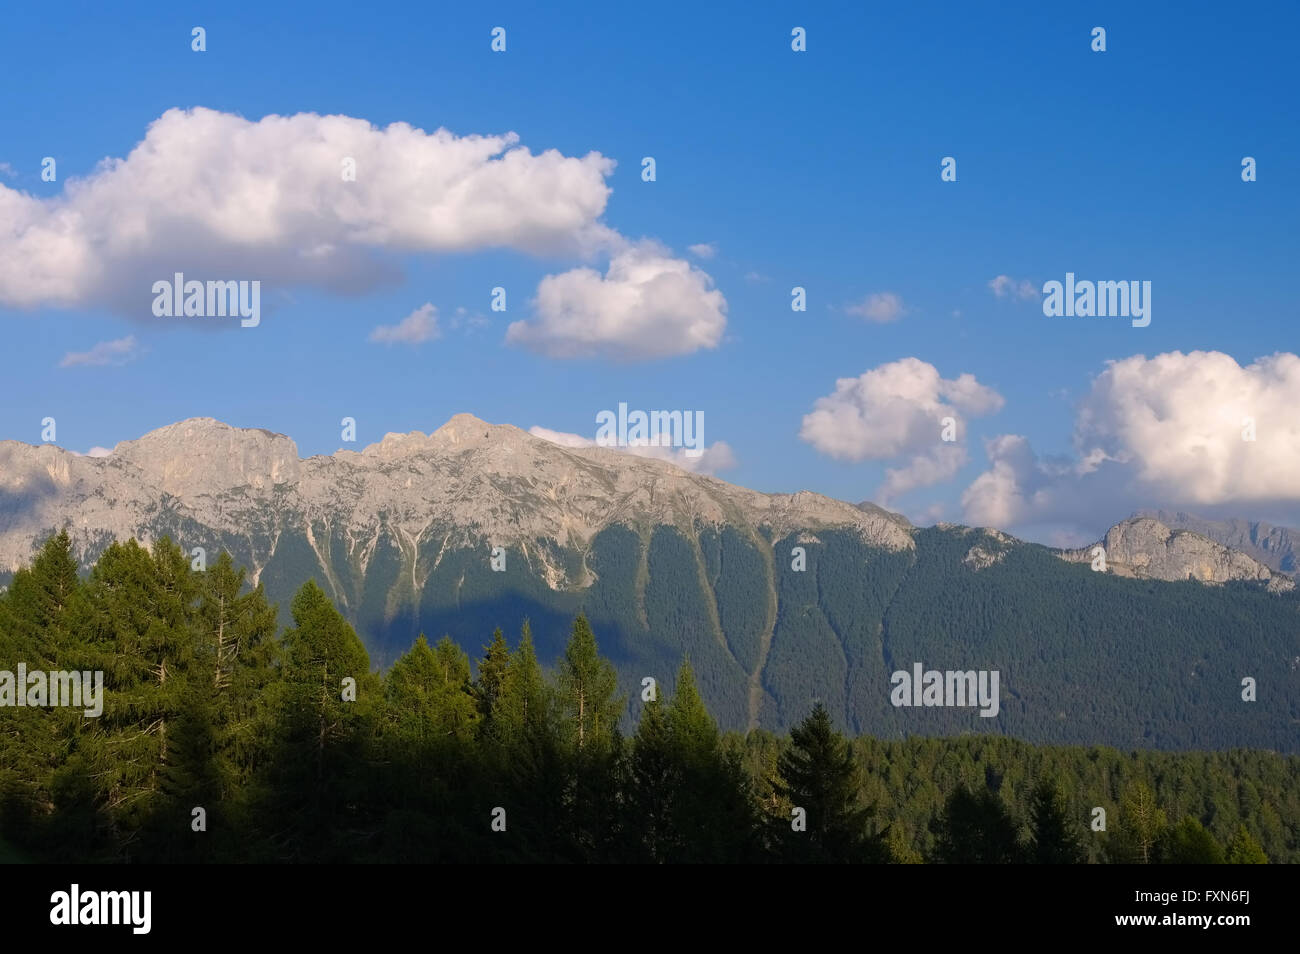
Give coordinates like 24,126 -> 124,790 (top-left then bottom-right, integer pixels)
1028,778 -> 1087,864
556,613 -> 621,751
773,703 -> 889,862
3,532 -> 1297,864
1225,824 -> 1268,864
1160,816 -> 1226,864
933,784 -> 1024,864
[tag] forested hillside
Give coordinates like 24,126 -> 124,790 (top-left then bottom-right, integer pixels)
0,534 -> 1292,863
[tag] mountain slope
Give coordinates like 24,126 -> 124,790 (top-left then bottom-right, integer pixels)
1,416 -> 1297,749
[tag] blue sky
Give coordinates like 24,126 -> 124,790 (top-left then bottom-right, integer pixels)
2,1 -> 1297,545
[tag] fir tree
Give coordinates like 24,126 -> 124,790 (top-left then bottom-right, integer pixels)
476,627 -> 511,722
774,703 -> 888,863
1027,778 -> 1086,863
556,613 -> 621,751
1113,780 -> 1167,864
1160,816 -> 1225,864
1225,824 -> 1268,864
933,784 -> 1024,864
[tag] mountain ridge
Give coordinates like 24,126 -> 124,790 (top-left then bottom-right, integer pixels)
3,416 -> 1297,747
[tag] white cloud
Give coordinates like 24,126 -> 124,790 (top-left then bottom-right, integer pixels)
687,242 -> 717,260
961,351 -> 1300,534
529,425 -> 737,475
744,270 -> 769,284
0,107 -> 618,312
85,447 -> 113,458
800,358 -> 1004,502
369,302 -> 440,345
846,291 -> 905,323
987,275 -> 1037,301
506,241 -> 727,360
59,336 -> 139,368
0,162 -> 16,179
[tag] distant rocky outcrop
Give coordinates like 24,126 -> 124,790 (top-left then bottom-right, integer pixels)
1136,509 -> 1299,575
1060,516 -> 1294,592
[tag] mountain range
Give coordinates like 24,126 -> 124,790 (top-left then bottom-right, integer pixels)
1,415 -> 1296,750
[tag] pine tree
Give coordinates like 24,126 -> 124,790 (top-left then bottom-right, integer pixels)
1160,816 -> 1225,864
0,529 -> 81,665
1225,824 -> 1268,864
0,530 -> 85,846
76,538 -> 196,857
1028,778 -> 1086,863
932,784 -> 1024,864
556,613 -> 621,751
1113,780 -> 1167,864
492,621 -> 551,741
553,614 -> 623,859
267,579 -> 376,860
666,660 -> 759,862
192,552 -> 280,792
627,694 -> 677,861
491,620 -> 567,860
774,703 -> 888,862
476,627 -> 511,722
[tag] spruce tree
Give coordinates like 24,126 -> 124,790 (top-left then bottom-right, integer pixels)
476,627 -> 511,722
555,614 -> 623,860
1027,778 -> 1086,863
1113,780 -> 1167,864
1225,824 -> 1268,864
775,703 -> 888,862
556,613 -> 621,751
493,620 -> 566,860
666,660 -> 759,862
1160,816 -> 1225,864
627,694 -> 677,861
268,579 -> 375,860
932,784 -> 1024,864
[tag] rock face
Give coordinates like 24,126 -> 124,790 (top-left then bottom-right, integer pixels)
0,414 -> 913,583
1060,517 -> 1295,592
1136,509 -> 1299,575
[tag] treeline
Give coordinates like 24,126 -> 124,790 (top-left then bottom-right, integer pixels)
0,532 -> 1288,863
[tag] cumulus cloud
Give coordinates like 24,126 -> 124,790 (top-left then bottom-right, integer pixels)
987,275 -> 1037,300
369,303 -> 440,345
0,107 -> 617,312
687,242 -> 717,260
846,291 -> 905,323
0,107 -> 728,359
529,425 -> 737,475
506,241 -> 728,360
59,336 -> 139,368
961,351 -> 1300,534
799,357 -> 1004,502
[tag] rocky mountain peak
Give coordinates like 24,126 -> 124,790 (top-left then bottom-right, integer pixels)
1060,516 -> 1294,592
111,418 -> 302,499
0,415 -> 916,579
